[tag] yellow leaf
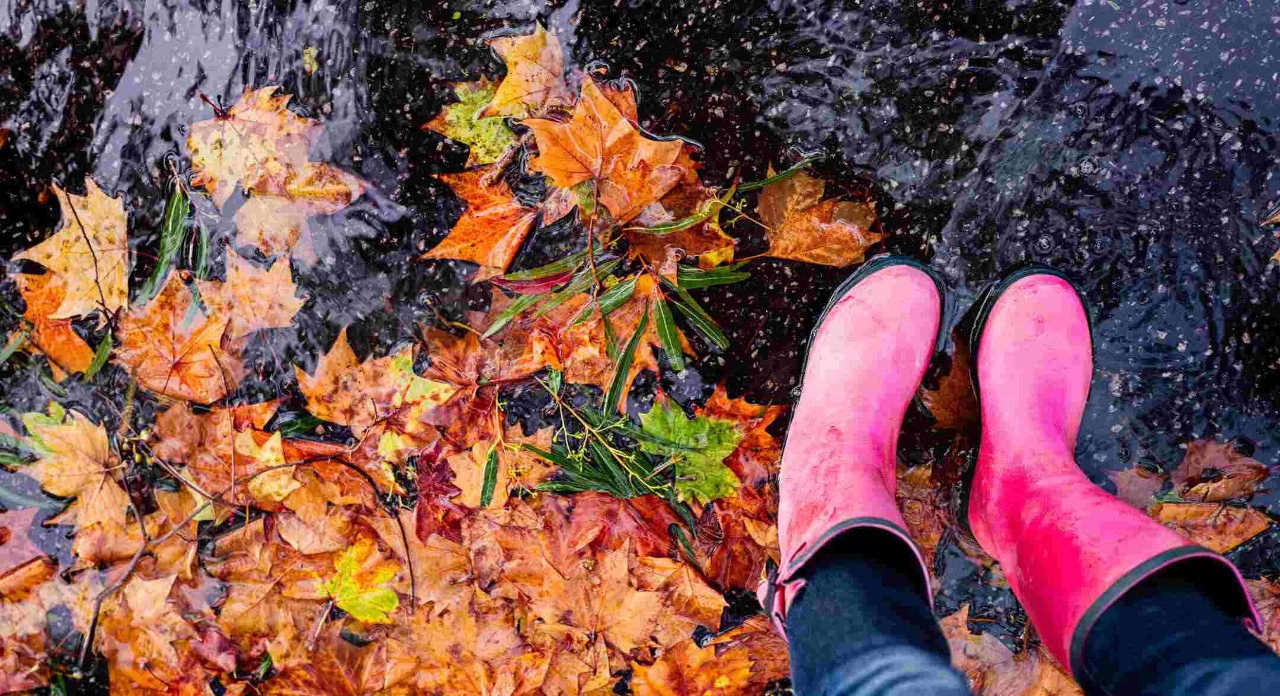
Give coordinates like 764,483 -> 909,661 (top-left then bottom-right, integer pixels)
479,23 -> 571,119
323,538 -> 400,623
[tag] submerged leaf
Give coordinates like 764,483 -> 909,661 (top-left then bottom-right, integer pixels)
758,168 -> 884,267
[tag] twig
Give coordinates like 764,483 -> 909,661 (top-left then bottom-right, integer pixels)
306,599 -> 335,652
480,132 -> 534,187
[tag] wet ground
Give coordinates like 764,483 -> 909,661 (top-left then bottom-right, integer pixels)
3,0 -> 1280,680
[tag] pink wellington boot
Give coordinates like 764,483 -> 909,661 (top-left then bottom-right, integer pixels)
963,266 -> 1261,675
763,256 -> 945,636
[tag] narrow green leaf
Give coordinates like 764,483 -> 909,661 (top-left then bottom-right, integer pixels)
503,244 -> 603,281
626,185 -> 735,235
136,185 -> 190,304
192,219 -> 212,280
570,275 -> 637,326
606,306 -> 650,411
676,263 -> 750,289
668,523 -> 701,569
479,444 -> 499,507
0,328 -> 29,367
667,287 -> 730,350
84,334 -> 112,379
653,294 -> 685,371
482,293 -> 542,339
534,257 -> 623,318
736,155 -> 824,192
520,443 -> 578,470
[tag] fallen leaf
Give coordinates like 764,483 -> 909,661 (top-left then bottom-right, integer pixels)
323,537 -> 401,623
115,274 -> 245,403
196,251 -> 307,341
941,605 -> 1037,694
1151,502 -> 1270,553
423,78 -> 519,166
422,167 -> 539,275
525,79 -> 687,223
15,180 -> 129,320
479,23 -> 571,119
640,398 -> 743,505
920,339 -> 979,431
188,86 -> 321,208
11,271 -> 96,379
0,508 -> 49,591
1171,439 -> 1269,502
1107,466 -> 1167,509
897,464 -> 948,569
1246,578 -> 1280,654
631,637 -> 753,696
758,168 -> 884,267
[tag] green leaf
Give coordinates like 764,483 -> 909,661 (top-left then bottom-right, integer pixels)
479,444 -> 499,507
136,185 -> 190,305
84,334 -> 112,379
606,306 -> 650,411
676,263 -> 750,289
639,400 -> 743,505
482,293 -> 542,339
626,184 -> 735,235
429,81 -> 518,165
665,284 -> 730,350
653,294 -> 685,371
570,275 -> 637,326
322,538 -> 400,623
0,328 -> 28,367
534,257 -> 623,318
503,243 -> 602,281
736,154 -> 824,192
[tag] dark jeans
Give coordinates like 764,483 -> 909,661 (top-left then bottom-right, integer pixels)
786,530 -> 1280,696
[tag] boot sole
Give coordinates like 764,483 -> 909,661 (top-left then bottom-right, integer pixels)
954,263 -> 1094,537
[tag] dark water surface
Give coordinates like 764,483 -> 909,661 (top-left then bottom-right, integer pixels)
3,0 -> 1280,676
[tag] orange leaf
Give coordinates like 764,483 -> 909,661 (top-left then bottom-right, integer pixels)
526,79 -> 686,223
1151,502 -> 1270,553
1247,578 -> 1280,655
115,274 -> 245,403
196,251 -> 307,341
422,167 -> 539,274
11,272 -> 95,379
631,638 -> 753,696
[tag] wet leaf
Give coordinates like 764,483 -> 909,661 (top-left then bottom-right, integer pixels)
196,251 -> 307,341
423,78 -> 518,165
323,538 -> 401,623
11,272 -> 95,380
1107,466 -> 1167,509
631,637 -> 753,696
920,339 -> 979,430
1246,578 -> 1280,655
479,23 -> 571,119
422,167 -> 540,276
758,168 -> 885,267
1151,502 -> 1270,553
1171,439 -> 1269,502
640,399 -> 743,505
115,274 -> 245,403
15,180 -> 129,320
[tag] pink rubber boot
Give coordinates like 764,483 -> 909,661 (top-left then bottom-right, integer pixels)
965,267 -> 1260,675
763,256 -> 944,637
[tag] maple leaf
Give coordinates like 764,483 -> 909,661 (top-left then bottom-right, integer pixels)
234,169 -> 364,263
1171,439 -> 1269,502
565,492 -> 680,558
758,167 -> 885,267
525,79 -> 688,223
1150,502 -> 1270,553
11,271 -> 95,380
1107,465 -> 1167,509
707,616 -> 792,691
897,464 -> 948,569
154,400 -> 280,508
423,78 -> 519,166
188,86 -> 321,208
196,251 -> 307,341
640,398 -> 743,505
626,182 -> 735,265
115,274 -> 245,403
634,556 -> 727,629
421,167 -> 540,276
295,328 -> 455,454
323,537 -> 401,623
368,508 -> 472,614
586,543 -> 665,654
694,492 -> 777,591
479,23 -> 572,119
15,180 -> 129,320
20,405 -> 136,566
631,637 -> 753,696
0,573 -> 100,691
0,508 -> 49,596
411,455 -> 468,544
446,427 -> 556,510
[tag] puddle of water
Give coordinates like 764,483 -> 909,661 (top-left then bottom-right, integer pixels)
2,0 -> 1280,673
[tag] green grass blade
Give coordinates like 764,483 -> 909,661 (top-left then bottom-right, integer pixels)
676,263 -> 750,289
533,257 -> 623,318
482,293 -> 542,339
0,328 -> 29,367
736,155 -> 824,192
84,334 -> 112,379
667,288 -> 729,350
503,243 -> 602,281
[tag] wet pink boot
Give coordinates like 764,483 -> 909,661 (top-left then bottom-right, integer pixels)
964,267 -> 1260,675
763,256 -> 944,636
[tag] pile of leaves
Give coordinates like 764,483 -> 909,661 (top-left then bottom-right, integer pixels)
1,23 -> 1277,696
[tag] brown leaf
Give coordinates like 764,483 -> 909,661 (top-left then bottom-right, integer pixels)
15,180 -> 129,319
920,339 -> 979,431
759,168 -> 884,267
941,605 -> 1040,694
479,23 -> 571,119
11,271 -> 96,379
1246,578 -> 1280,655
1151,502 -> 1270,553
115,274 -> 245,404
1171,439 -> 1269,502
1107,466 -> 1167,509
422,167 -> 540,275
897,464 -> 948,569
